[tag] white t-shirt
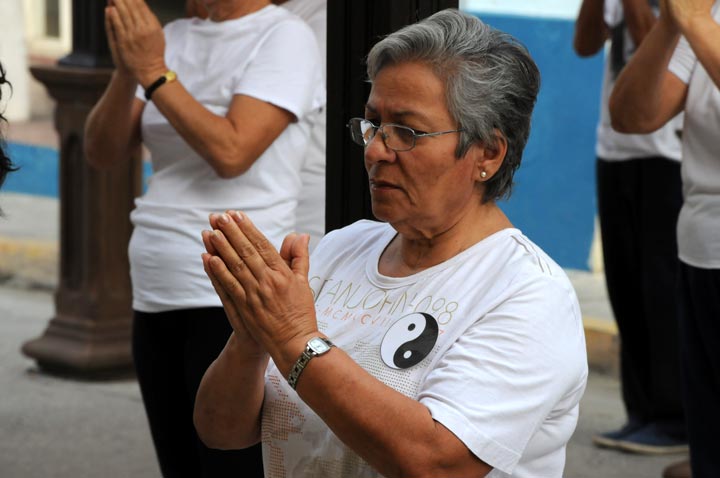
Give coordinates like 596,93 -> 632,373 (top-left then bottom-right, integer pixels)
280,0 -> 327,252
596,0 -> 683,161
261,220 -> 588,478
668,2 -> 720,268
129,5 -> 325,312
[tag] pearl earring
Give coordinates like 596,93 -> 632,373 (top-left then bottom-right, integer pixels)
481,171 -> 487,179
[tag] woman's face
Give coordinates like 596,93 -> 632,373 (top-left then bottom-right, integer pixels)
364,61 -> 484,239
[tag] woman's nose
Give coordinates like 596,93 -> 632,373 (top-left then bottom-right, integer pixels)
364,130 -> 396,164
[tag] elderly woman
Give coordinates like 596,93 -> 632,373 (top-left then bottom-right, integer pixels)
194,9 -> 588,478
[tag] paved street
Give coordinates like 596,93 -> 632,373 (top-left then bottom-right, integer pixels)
0,283 -> 684,478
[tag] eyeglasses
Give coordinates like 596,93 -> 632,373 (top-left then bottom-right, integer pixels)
346,117 -> 463,152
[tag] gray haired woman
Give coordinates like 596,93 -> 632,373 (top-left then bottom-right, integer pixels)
194,9 -> 588,478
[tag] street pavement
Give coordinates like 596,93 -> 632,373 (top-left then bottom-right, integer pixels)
0,193 -> 688,478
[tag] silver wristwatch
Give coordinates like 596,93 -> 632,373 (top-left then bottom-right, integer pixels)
287,337 -> 335,390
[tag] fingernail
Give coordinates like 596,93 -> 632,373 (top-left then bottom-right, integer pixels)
218,214 -> 230,225
231,211 -> 244,222
213,230 -> 223,239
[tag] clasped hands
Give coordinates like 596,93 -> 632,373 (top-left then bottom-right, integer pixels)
201,211 -> 320,371
105,0 -> 168,87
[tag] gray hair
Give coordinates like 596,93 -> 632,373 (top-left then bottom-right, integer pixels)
366,9 -> 540,203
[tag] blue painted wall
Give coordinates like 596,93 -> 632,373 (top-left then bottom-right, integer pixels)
470,12 -> 604,270
4,12 -> 605,270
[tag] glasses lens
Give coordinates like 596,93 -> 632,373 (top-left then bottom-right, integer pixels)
348,119 -> 376,146
384,124 -> 415,151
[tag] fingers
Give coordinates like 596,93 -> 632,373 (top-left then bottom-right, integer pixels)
112,0 -> 142,31
202,251 -> 247,310
208,227 -> 257,289
289,234 -> 311,278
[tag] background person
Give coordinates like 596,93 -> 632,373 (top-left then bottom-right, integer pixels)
574,0 -> 687,454
84,0 -> 324,476
273,0 -> 327,251
194,10 -> 588,478
609,0 -> 720,476
0,63 -> 17,200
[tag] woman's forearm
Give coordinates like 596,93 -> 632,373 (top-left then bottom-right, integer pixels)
144,74 -> 293,179
194,333 -> 269,450
574,0 -> 609,56
682,12 -> 720,90
84,71 -> 144,169
609,18 -> 684,132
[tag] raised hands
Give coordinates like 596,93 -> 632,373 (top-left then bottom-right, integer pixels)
105,0 -> 167,85
201,211 -> 318,368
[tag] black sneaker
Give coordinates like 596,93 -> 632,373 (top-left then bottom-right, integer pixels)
592,418 -> 646,449
616,423 -> 689,455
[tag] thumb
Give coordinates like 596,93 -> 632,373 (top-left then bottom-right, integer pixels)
290,234 -> 311,278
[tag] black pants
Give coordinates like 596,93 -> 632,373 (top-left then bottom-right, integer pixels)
677,262 -> 720,477
133,307 -> 264,478
596,158 -> 685,431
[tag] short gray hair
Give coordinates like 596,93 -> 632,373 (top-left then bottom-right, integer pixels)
366,9 -> 540,203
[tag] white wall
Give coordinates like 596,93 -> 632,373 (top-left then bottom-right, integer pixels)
0,0 -> 31,121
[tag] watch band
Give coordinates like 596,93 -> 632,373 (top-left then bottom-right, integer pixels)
144,70 -> 177,101
287,337 -> 335,390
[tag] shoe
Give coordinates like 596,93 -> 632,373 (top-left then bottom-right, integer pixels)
662,459 -> 691,478
592,418 -> 646,449
616,423 -> 689,455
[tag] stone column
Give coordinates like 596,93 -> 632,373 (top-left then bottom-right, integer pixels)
21,0 -> 141,377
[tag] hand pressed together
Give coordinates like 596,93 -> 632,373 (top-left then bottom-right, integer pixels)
201,211 -> 320,371
105,0 -> 168,86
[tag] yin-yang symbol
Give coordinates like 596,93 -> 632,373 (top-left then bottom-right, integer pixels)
380,312 -> 439,369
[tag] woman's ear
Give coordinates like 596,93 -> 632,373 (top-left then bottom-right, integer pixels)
470,129 -> 507,182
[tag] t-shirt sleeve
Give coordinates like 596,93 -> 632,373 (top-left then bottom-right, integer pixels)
417,275 -> 587,475
232,19 -> 325,120
604,0 -> 623,28
668,34 -> 697,84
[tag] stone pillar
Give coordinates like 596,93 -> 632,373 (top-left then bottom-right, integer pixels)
21,0 -> 141,377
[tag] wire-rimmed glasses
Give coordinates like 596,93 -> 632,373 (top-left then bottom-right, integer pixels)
346,117 -> 463,152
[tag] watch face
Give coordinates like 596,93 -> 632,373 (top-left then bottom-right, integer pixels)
308,337 -> 332,354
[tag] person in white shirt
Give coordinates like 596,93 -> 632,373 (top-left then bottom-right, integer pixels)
84,0 -> 324,476
574,0 -> 687,454
274,0 -> 327,252
610,0 -> 720,476
194,10 -> 588,478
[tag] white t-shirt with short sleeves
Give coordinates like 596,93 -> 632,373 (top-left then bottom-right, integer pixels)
261,220 -> 588,478
668,2 -> 720,268
596,0 -> 683,161
129,5 -> 325,312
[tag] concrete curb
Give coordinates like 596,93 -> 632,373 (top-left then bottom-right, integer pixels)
0,237 -> 57,290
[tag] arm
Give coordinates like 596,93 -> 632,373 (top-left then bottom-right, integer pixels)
198,212 -> 492,478
670,0 -> 720,89
96,0 -> 298,179
574,0 -> 609,56
84,3 -> 145,170
622,0 -> 659,45
609,3 -> 688,133
193,221 -> 269,449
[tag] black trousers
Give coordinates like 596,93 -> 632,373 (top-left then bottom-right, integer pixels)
677,262 -> 720,477
133,307 -> 264,478
596,158 -> 685,430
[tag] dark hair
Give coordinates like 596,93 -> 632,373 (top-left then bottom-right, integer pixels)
367,9 -> 540,202
0,62 -> 18,200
